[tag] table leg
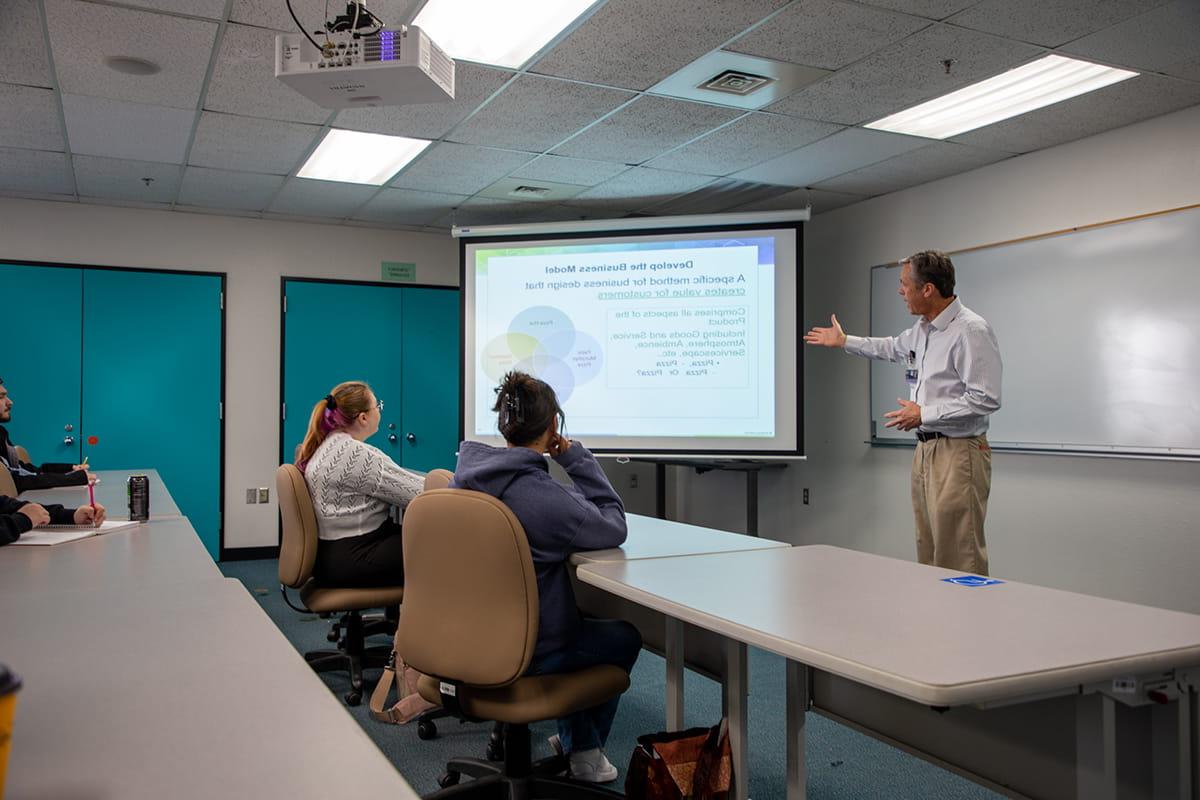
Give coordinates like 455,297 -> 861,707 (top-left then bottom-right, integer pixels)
724,639 -> 749,800
786,660 -> 808,800
1150,697 -> 1190,799
1076,693 -> 1117,800
665,617 -> 685,731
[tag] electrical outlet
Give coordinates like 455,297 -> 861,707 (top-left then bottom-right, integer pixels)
245,488 -> 257,504
803,488 -> 810,505
629,474 -> 639,489
258,487 -> 270,503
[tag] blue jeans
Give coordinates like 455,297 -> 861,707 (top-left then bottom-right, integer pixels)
526,618 -> 642,753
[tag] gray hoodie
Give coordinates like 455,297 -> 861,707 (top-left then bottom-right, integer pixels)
451,440 -> 627,657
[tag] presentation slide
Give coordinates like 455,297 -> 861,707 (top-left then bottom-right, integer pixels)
461,222 -> 800,456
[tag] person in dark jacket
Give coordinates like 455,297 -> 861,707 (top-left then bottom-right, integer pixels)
1,494 -> 107,545
451,370 -> 639,784
0,378 -> 91,492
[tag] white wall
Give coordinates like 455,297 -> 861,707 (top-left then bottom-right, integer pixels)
0,200 -> 457,549
677,103 -> 1200,614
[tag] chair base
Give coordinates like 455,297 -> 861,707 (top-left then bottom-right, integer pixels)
425,723 -> 621,800
304,640 -> 391,706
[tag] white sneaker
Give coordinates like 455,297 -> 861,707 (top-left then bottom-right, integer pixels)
569,747 -> 618,783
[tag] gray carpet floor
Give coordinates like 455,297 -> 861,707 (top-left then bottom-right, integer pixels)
221,558 -> 1002,800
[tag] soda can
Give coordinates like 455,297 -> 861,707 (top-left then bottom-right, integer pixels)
127,474 -> 150,521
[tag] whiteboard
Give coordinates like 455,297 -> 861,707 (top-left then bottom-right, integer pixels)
869,205 -> 1200,459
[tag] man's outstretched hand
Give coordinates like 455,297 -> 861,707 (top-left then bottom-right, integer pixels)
803,314 -> 847,348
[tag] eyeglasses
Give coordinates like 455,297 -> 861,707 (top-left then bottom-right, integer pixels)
376,400 -> 385,412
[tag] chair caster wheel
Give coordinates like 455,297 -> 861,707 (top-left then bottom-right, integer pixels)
418,719 -> 438,740
438,771 -> 460,788
344,691 -> 362,706
486,739 -> 504,761
327,630 -> 339,643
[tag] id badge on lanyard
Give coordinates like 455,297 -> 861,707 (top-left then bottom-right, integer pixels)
904,350 -> 918,399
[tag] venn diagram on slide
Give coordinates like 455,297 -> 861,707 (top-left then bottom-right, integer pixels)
481,306 -> 603,401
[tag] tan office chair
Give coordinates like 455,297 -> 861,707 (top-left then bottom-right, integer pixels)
423,468 -> 454,490
276,464 -> 405,706
13,445 -> 29,465
0,464 -> 16,497
398,489 -> 630,800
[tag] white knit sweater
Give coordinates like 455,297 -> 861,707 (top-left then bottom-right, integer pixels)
304,431 -> 423,541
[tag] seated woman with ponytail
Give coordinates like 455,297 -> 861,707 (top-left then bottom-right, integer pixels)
295,381 -> 423,588
451,370 -> 640,784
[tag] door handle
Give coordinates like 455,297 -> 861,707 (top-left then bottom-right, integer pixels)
63,435 -> 75,446
388,433 -> 398,443
406,432 -> 416,444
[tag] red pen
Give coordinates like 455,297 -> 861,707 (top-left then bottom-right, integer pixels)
88,480 -> 96,512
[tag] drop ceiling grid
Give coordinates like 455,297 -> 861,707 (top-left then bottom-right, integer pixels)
0,83 -> 65,151
0,0 -> 1197,226
1,0 -> 54,88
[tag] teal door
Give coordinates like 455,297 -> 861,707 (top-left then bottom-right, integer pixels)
400,287 -> 460,472
282,280 -> 460,473
82,269 -> 224,558
0,263 -> 83,466
282,280 -> 407,464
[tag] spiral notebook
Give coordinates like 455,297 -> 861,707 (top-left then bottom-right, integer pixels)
13,520 -> 141,546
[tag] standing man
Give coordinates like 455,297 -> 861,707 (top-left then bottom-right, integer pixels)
0,377 -> 91,492
804,250 -> 1001,575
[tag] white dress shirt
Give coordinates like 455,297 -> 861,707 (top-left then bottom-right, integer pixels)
844,297 -> 1002,437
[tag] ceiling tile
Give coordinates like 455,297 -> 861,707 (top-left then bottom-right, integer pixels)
648,178 -> 797,214
335,62 -> 513,140
510,155 -> 630,187
352,187 -> 469,225
431,197 -> 543,229
813,141 -> 1014,195
230,0 -> 410,35
732,185 -> 866,214
0,147 -> 73,194
449,75 -> 634,152
0,0 -> 54,88
730,127 -> 928,186
119,0 -> 228,19
1061,1 -> 1200,81
530,0 -> 791,90
853,0 -> 977,19
390,142 -> 534,194
189,111 -> 322,173
647,113 -> 843,176
71,155 -> 182,202
552,96 -> 742,164
0,84 -> 63,151
44,0 -> 216,109
268,178 -> 378,217
768,24 -> 1044,125
947,0 -> 1168,48
178,166 -> 284,210
205,23 -> 331,123
566,167 -> 716,213
62,94 -> 194,163
728,0 -> 930,70
951,73 -> 1200,153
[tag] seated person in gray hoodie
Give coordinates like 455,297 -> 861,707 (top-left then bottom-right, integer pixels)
451,370 -> 640,784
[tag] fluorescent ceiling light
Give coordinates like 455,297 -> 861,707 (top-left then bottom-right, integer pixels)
414,0 -> 600,69
865,55 -> 1138,140
297,129 -> 431,185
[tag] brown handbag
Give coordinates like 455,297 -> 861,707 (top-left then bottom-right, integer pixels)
625,719 -> 732,800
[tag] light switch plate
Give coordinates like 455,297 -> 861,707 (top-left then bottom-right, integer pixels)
245,488 -> 257,504
258,487 -> 270,503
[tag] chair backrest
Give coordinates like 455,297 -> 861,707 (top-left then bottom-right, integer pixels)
13,445 -> 29,465
422,468 -> 454,491
276,464 -> 319,588
0,464 -> 16,497
397,489 -> 539,689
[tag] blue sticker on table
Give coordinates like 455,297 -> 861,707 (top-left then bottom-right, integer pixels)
941,576 -> 1005,587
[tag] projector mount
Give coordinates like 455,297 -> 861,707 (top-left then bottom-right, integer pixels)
286,0 -> 389,53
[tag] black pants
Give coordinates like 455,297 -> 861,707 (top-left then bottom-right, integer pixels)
314,520 -> 405,588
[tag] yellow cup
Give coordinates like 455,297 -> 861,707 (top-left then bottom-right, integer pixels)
0,665 -> 21,799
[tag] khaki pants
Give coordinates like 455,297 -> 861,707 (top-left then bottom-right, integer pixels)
911,435 -> 991,575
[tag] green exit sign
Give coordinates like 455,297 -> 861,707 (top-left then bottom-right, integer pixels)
381,261 -> 416,282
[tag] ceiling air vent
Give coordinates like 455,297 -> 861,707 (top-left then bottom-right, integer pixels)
508,185 -> 552,198
700,70 -> 774,96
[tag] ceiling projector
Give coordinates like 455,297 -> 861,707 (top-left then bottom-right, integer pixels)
275,25 -> 455,109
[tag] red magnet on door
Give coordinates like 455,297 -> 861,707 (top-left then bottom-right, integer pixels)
87,436 -> 99,445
